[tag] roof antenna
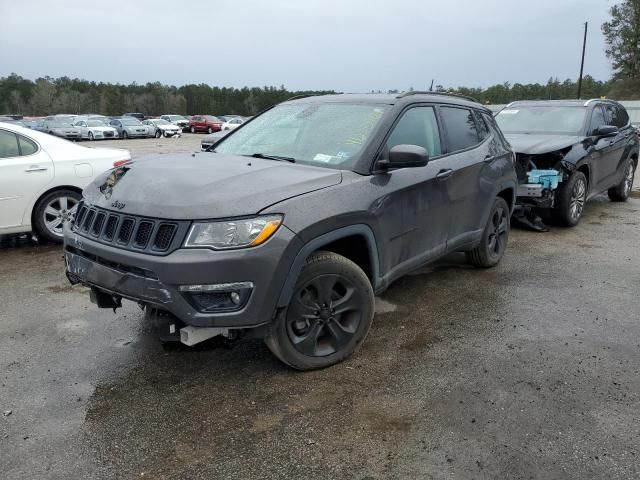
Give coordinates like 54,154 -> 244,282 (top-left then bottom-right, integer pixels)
429,79 -> 434,92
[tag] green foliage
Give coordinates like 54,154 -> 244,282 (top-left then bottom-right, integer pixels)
0,74 -> 335,116
602,0 -> 640,80
450,76 -> 611,104
601,0 -> 640,98
0,74 -> 621,116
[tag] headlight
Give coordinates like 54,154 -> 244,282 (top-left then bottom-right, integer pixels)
184,215 -> 283,249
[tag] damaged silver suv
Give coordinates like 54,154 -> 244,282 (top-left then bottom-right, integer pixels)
64,92 -> 517,370
496,99 -> 639,229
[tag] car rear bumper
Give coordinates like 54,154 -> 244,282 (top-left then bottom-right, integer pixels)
64,225 -> 302,329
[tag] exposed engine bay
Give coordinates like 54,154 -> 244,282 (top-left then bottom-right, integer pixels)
513,148 -> 572,231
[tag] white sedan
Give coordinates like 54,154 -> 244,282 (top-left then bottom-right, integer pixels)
142,119 -> 182,138
221,117 -> 245,131
0,122 -> 131,243
73,119 -> 119,141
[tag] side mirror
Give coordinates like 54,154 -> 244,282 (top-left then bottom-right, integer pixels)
593,125 -> 618,139
378,144 -> 429,170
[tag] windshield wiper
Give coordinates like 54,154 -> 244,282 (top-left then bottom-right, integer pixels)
250,153 -> 296,163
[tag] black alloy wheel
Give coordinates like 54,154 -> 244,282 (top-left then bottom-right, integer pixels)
265,252 -> 375,370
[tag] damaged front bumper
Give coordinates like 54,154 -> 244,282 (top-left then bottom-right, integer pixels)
63,226 -> 301,329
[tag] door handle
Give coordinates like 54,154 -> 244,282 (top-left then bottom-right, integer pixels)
483,154 -> 496,163
25,166 -> 48,172
436,169 -> 454,180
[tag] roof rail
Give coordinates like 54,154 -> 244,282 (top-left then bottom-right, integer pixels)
396,91 -> 479,104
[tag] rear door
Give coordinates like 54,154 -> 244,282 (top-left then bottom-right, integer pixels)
436,105 -> 495,248
0,129 -> 53,230
601,103 -> 628,188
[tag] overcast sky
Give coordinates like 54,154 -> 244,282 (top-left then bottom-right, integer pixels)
1,0 -> 614,91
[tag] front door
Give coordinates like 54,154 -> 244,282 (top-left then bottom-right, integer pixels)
375,105 -> 450,281
0,129 -> 53,230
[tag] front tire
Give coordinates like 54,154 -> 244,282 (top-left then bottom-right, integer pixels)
32,189 -> 81,243
554,171 -> 587,226
608,159 -> 635,202
155,129 -> 162,138
466,196 -> 510,268
207,126 -> 213,134
88,132 -> 94,141
265,252 -> 375,370
122,130 -> 128,139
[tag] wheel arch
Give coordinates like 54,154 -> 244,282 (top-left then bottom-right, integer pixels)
276,225 -> 380,308
496,187 -> 515,212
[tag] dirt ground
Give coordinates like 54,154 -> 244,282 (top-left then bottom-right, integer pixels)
1,134 -> 639,479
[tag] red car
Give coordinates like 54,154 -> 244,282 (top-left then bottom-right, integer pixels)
188,115 -> 223,134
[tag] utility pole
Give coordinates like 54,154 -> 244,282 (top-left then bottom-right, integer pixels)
577,21 -> 588,99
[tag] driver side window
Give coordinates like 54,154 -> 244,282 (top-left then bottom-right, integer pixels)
387,106 -> 442,157
589,106 -> 607,135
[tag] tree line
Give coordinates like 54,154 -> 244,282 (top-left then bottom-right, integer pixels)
0,75 -> 336,117
0,74 -> 626,117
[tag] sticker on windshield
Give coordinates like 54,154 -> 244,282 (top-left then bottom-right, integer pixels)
501,109 -> 519,114
313,153 -> 334,163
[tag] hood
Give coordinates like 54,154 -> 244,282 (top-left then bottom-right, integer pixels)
88,126 -> 116,133
83,153 -> 343,219
504,133 -> 582,155
158,124 -> 179,130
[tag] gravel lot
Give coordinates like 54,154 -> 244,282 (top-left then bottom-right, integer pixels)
1,135 -> 639,479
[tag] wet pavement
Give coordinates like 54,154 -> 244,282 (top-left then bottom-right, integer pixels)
2,177 -> 640,478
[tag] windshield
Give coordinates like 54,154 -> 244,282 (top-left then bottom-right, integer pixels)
496,106 -> 587,135
168,115 -> 185,120
154,119 -> 170,125
87,120 -> 106,127
121,118 -> 142,126
213,102 -> 388,169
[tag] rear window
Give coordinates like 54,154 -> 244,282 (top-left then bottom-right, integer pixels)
440,106 -> 481,152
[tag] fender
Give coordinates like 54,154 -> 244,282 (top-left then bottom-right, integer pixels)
276,224 -> 380,308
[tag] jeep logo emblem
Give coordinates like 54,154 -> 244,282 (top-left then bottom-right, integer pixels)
111,200 -> 126,210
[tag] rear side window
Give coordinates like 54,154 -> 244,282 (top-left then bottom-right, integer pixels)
386,106 -> 442,157
0,130 -> 20,158
589,106 -> 607,134
474,111 -> 490,140
604,104 -> 628,128
18,135 -> 38,156
440,106 -> 481,153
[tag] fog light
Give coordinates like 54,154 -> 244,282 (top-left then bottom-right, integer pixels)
179,282 -> 253,313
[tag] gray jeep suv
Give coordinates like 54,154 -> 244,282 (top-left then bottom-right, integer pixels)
64,92 -> 517,370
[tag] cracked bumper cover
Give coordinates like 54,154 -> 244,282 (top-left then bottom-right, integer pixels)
64,226 -> 302,328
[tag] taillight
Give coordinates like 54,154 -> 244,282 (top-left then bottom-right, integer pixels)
113,160 -> 130,167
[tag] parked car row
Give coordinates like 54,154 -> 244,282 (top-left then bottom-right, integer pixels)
4,113 -> 251,140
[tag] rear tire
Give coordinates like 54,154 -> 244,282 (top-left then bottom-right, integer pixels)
265,251 -> 375,370
466,196 -> 510,268
608,159 -> 635,202
553,171 -> 587,226
32,189 -> 81,243
190,126 -> 196,133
